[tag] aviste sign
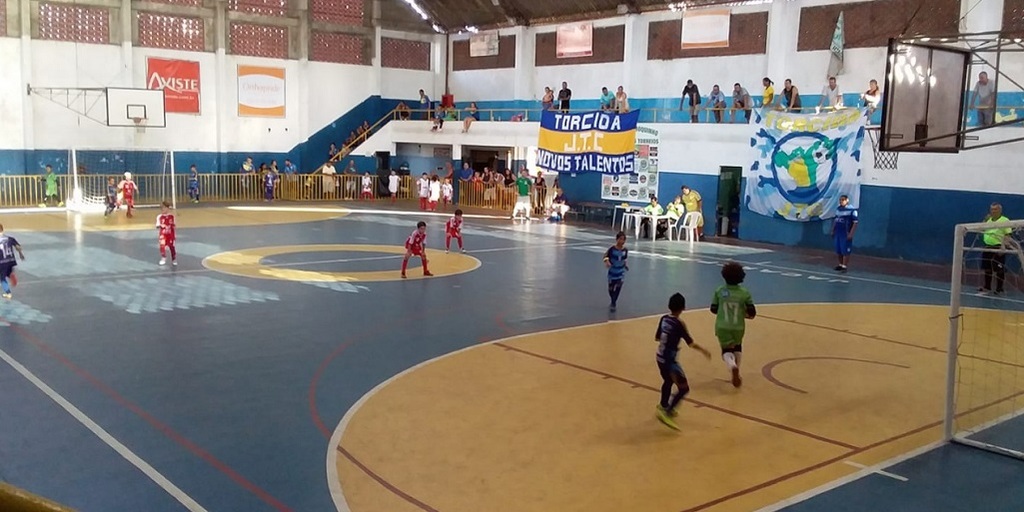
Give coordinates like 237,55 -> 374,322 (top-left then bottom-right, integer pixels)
146,57 -> 201,114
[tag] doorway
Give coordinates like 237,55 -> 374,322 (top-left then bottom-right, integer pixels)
716,166 -> 742,237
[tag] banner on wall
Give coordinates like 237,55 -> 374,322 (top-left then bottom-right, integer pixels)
556,22 -> 593,58
536,110 -> 639,175
469,33 -> 499,57
602,126 -> 659,202
146,58 -> 200,114
746,108 -> 866,222
237,65 -> 286,118
681,9 -> 731,49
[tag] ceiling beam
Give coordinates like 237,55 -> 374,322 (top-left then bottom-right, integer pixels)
493,0 -> 529,26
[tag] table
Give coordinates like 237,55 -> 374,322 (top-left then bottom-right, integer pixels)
613,205 -> 642,230
633,213 -> 674,240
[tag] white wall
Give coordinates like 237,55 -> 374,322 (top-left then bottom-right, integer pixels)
0,38 -> 25,150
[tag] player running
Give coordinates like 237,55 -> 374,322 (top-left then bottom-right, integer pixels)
0,224 -> 26,299
156,201 -> 177,266
710,262 -> 757,387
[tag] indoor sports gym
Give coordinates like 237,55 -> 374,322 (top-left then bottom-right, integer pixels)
1,0 -> 1024,511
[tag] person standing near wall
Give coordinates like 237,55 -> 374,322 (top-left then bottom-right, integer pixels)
979,203 -> 1011,295
830,195 -> 858,272
681,185 -> 705,240
558,82 -> 572,113
971,72 -> 996,127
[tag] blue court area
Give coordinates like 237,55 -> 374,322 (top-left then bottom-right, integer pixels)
0,205 -> 1022,511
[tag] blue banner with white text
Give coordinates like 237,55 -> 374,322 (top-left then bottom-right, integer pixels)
536,110 -> 640,174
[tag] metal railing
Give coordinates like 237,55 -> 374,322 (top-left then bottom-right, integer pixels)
0,174 -> 418,208
457,180 -> 553,214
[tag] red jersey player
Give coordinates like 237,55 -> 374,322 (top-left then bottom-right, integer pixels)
156,201 -> 177,266
401,221 -> 433,279
118,172 -> 138,218
445,209 -> 465,253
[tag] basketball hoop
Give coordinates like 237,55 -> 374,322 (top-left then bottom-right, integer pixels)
132,117 -> 147,135
867,127 -> 899,171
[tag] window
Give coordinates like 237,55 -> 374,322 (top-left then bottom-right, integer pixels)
137,13 -> 205,51
145,0 -> 201,6
230,23 -> 288,59
381,37 -> 431,71
229,0 -> 287,18
310,0 -> 364,26
311,32 -> 367,65
38,3 -> 110,44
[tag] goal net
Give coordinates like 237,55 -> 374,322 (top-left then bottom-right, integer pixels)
947,218 -> 1024,460
66,149 -> 175,212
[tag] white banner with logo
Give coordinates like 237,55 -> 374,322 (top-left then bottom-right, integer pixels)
601,125 -> 659,202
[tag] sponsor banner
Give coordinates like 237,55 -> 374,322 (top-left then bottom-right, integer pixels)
536,110 -> 639,175
146,58 -> 200,114
602,126 -> 659,202
681,9 -> 731,49
556,22 -> 593,58
746,108 -> 866,221
469,33 -> 499,57
237,65 -> 286,118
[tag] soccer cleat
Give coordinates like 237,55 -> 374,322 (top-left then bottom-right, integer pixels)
172,260 -> 178,266
423,271 -> 434,277
609,303 -> 617,312
656,406 -> 680,431
445,250 -> 449,254
731,368 -> 743,388
461,248 -> 466,253
1,293 -> 11,300
401,273 -> 407,279
159,258 -> 166,266
833,265 -> 844,271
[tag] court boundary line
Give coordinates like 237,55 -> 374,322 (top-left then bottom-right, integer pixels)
325,301 -> 951,512
0,346 -> 208,512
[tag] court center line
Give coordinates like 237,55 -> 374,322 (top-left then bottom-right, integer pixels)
493,342 -> 859,451
0,346 -> 208,512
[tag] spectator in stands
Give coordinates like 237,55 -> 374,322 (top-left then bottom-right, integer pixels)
78,164 -> 87,175
344,160 -> 358,198
600,87 -> 615,111
322,160 -> 337,199
356,125 -> 366,143
861,79 -> 881,118
550,188 -> 570,221
283,159 -> 297,175
732,83 -> 752,123
558,82 -> 572,112
462,102 -> 479,133
459,162 -> 474,182
329,143 -> 339,159
397,102 -> 411,120
444,162 -> 454,181
681,80 -> 701,123
270,160 -> 279,174
362,120 -> 371,133
615,86 -> 630,113
762,77 -> 776,108
533,171 -> 548,215
819,76 -> 842,110
482,167 -> 495,204
782,79 -> 803,112
706,85 -> 727,123
504,169 -> 515,187
431,107 -> 445,132
971,72 -> 995,127
419,89 -> 432,120
542,87 -> 554,111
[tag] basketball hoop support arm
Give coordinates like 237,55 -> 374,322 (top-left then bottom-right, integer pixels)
26,86 -> 108,125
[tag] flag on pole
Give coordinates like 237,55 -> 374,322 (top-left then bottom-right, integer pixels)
827,12 -> 845,78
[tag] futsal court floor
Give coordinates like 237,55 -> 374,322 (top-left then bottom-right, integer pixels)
1,203 -> 1022,512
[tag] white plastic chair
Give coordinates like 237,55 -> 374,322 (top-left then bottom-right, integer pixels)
674,212 -> 702,243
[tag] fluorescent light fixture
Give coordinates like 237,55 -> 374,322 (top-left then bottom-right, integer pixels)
464,26 -> 479,33
401,0 -> 430,20
432,23 -> 445,33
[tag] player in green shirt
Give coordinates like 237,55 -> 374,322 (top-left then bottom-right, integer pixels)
511,169 -> 533,221
980,202 -> 1011,295
41,165 -> 62,207
710,262 -> 757,388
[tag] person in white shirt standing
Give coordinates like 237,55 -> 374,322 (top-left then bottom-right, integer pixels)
321,161 -> 337,199
971,71 -> 996,127
441,178 -> 453,211
361,172 -> 374,201
417,173 -> 431,210
428,175 -> 441,212
819,76 -> 842,111
388,171 -> 401,203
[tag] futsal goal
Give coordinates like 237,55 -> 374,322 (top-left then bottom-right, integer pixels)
65,148 -> 176,212
947,219 -> 1024,460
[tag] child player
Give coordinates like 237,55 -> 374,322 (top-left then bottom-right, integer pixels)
263,167 -> 277,202
401,221 -> 433,279
710,262 -> 756,387
388,171 -> 400,203
831,194 -> 858,272
104,177 -> 118,217
603,231 -> 628,311
118,172 -> 137,218
445,209 -> 465,253
188,165 -> 200,203
0,224 -> 26,299
655,293 -> 711,430
441,178 -> 453,210
156,201 -> 177,266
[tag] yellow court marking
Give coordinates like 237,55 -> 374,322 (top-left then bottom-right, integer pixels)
203,244 -> 480,283
2,206 -> 347,233
331,303 -> 1024,512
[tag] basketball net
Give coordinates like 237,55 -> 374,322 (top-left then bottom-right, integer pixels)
133,117 -> 147,135
867,128 -> 899,171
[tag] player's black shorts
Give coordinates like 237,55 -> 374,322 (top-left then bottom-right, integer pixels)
0,263 -> 16,279
721,345 -> 743,355
657,360 -> 686,381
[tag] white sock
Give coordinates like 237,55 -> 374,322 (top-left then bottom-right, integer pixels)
723,352 -> 737,370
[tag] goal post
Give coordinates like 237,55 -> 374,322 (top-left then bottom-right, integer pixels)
66,149 -> 175,212
946,218 -> 1024,460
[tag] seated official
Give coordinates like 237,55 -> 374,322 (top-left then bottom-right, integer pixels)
641,196 -> 668,239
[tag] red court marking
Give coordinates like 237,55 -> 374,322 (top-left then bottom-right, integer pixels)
2,322 -> 294,512
494,342 -> 860,451
762,357 -> 912,394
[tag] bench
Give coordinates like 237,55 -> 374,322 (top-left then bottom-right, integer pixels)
577,202 -> 616,225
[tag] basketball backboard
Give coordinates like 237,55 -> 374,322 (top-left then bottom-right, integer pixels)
106,88 -> 166,128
